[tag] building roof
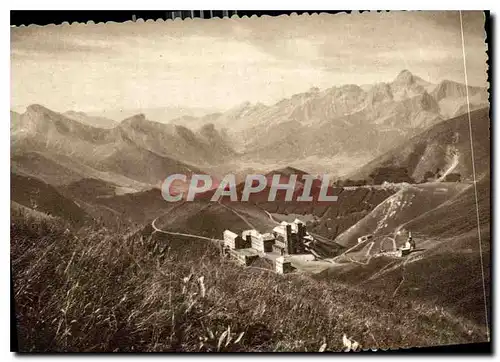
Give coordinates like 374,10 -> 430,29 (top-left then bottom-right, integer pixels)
273,221 -> 303,235
242,229 -> 260,238
273,225 -> 286,235
261,232 -> 275,241
223,230 -> 238,239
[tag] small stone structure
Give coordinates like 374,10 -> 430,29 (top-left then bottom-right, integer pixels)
275,256 -> 293,274
223,229 -> 246,250
242,229 -> 275,252
229,248 -> 259,266
357,234 -> 373,244
398,231 -> 416,257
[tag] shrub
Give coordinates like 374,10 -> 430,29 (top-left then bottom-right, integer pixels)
11,218 -> 486,351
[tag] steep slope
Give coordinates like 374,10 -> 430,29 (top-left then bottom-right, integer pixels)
11,149 -> 155,192
333,182 -> 471,248
60,178 -> 171,226
324,173 -> 490,326
119,114 -> 235,166
11,106 -> 213,187
406,172 -> 490,237
11,200 -> 59,223
97,133 -> 203,186
431,80 -> 489,118
11,172 -> 90,226
11,152 -> 85,185
351,107 -> 490,182
153,201 -> 267,238
11,104 -> 120,164
13,105 -> 234,169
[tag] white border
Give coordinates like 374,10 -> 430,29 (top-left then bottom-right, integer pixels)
4,3 -> 497,360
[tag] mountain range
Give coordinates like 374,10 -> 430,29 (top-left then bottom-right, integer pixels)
168,70 -> 488,175
10,68 -> 491,349
11,105 -> 234,188
11,70 -> 489,191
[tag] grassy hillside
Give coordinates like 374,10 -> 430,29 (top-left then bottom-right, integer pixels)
11,214 -> 487,352
320,226 -> 490,328
351,107 -> 490,182
11,150 -> 153,191
319,172 -> 491,328
406,173 -> 490,236
11,173 -> 90,226
153,201 -> 274,237
333,182 -> 470,248
61,179 -> 172,227
11,152 -> 85,185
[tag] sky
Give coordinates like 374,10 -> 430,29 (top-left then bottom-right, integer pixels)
11,11 -> 488,115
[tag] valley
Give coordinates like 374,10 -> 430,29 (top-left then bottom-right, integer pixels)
10,70 -> 490,352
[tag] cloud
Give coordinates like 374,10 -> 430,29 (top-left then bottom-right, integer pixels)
12,30 -> 115,57
11,11 -> 488,114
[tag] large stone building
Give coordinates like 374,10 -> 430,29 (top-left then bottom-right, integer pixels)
242,229 -> 275,253
223,230 -> 247,249
223,219 -> 314,272
272,219 -> 312,255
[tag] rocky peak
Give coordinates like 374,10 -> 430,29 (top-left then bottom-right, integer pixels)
120,113 -> 147,126
394,69 -> 415,85
26,104 -> 54,116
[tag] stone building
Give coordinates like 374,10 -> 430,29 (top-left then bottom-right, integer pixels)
242,229 -> 275,252
223,229 -> 246,249
272,219 -> 310,255
229,248 -> 259,266
275,256 -> 293,274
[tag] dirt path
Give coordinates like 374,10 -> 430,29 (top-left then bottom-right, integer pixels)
151,217 -> 219,241
365,241 -> 375,257
262,209 -> 279,225
392,255 -> 411,297
150,202 -> 222,243
437,149 -> 459,182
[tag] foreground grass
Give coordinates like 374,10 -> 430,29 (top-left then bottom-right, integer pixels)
11,212 -> 485,352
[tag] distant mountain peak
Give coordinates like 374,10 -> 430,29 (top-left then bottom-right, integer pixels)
64,110 -> 86,117
121,113 -> 147,125
26,104 -> 53,115
200,123 -> 216,132
394,69 -> 415,84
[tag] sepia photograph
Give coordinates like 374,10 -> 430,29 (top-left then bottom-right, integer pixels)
10,10 -> 490,352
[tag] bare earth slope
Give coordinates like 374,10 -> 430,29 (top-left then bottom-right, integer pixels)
350,107 -> 490,182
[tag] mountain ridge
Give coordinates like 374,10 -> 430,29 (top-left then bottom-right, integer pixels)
164,70 -> 488,174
